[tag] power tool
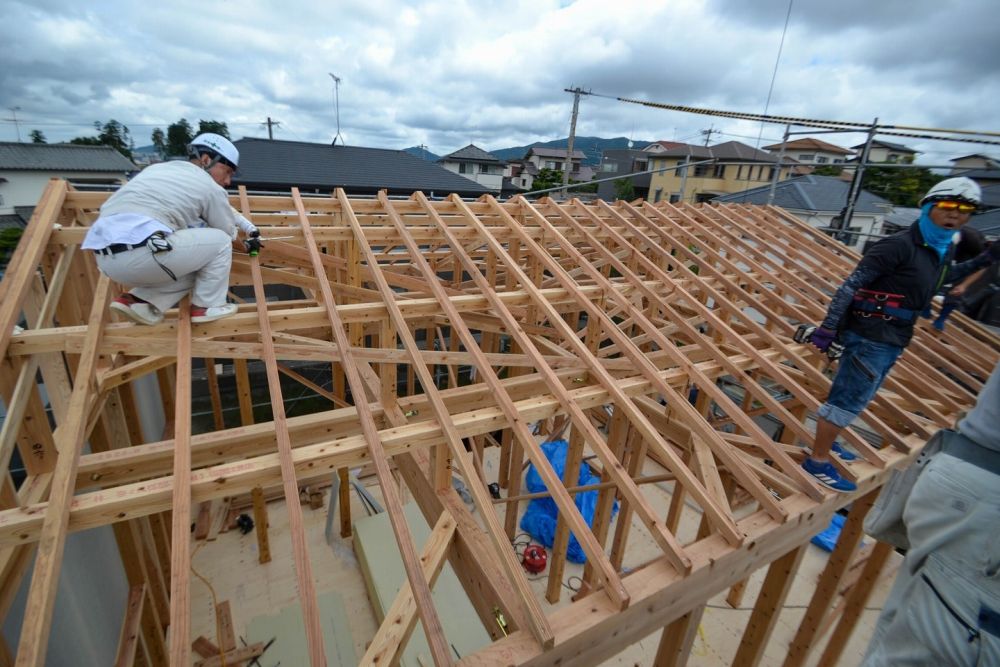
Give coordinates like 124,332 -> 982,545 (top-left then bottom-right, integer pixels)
794,324 -> 845,361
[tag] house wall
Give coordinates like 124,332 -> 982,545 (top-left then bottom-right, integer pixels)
0,171 -> 127,214
864,147 -> 914,164
439,161 -> 503,192
646,157 -> 794,204
789,209 -> 882,251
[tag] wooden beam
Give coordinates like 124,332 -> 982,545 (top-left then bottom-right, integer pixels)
113,583 -> 146,667
359,512 -> 457,667
168,298 -> 194,666
13,274 -> 111,667
732,546 -> 807,667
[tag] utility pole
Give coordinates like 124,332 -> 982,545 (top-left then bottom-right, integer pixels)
261,116 -> 281,140
562,87 -> 586,195
329,73 -> 344,146
701,125 -> 717,146
8,106 -> 22,142
767,123 -> 791,205
837,117 -> 878,241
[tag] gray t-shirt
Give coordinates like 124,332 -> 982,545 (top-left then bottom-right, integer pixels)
958,360 -> 1000,453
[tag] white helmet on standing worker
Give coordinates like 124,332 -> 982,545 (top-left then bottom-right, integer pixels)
187,133 -> 240,172
920,177 -> 982,207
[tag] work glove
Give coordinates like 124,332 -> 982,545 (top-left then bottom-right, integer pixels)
809,326 -> 837,353
245,230 -> 263,256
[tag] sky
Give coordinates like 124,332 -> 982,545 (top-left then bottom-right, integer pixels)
1,0 -> 998,166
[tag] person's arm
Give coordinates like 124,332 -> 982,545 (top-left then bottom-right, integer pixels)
819,265 -> 880,331
201,188 -> 241,238
948,243 -> 1000,284
231,208 -> 258,236
948,267 -> 987,297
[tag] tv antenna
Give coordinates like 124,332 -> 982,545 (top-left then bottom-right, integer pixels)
329,73 -> 344,145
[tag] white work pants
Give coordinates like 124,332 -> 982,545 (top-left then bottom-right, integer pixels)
861,452 -> 1000,666
95,228 -> 233,313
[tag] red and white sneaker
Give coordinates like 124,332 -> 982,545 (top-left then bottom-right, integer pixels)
109,293 -> 163,326
191,303 -> 238,323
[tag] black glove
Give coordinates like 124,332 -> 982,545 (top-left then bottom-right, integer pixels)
245,230 -> 263,256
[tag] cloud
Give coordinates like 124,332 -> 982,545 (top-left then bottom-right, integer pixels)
0,0 -> 996,165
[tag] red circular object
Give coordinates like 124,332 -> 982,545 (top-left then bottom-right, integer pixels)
522,544 -> 547,574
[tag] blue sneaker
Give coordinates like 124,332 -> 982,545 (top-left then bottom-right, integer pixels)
802,458 -> 857,492
831,442 -> 858,462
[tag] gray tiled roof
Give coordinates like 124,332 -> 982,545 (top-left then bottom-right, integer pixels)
850,139 -> 916,153
649,141 -> 781,163
0,142 -> 135,171
712,174 -> 890,214
232,138 -> 490,196
439,144 -> 502,163
526,147 -> 587,160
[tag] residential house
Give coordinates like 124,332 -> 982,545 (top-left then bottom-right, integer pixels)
504,161 -> 535,191
595,149 -> 652,201
523,147 -> 595,182
712,174 -> 891,251
949,154 -> 999,173
949,166 -> 1000,189
646,141 -> 795,204
849,139 -> 918,164
641,141 -> 687,154
437,144 -> 504,192
0,142 -> 135,228
232,138 -> 490,198
762,137 -> 853,173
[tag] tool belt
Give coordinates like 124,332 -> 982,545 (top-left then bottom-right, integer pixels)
852,288 -> 916,322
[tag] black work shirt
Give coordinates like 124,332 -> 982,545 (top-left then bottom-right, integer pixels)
820,222 -> 994,347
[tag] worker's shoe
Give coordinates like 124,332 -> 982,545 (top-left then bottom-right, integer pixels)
191,303 -> 238,323
802,458 -> 857,492
110,293 -> 163,326
831,441 -> 858,462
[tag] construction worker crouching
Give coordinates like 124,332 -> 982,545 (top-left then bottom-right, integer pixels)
82,133 -> 259,325
802,177 -> 1000,492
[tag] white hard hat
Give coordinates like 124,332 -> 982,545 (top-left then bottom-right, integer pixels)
920,177 -> 981,207
188,133 -> 239,170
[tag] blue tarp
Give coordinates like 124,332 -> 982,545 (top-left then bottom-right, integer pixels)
519,439 -> 617,563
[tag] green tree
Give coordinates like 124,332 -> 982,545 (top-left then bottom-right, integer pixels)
151,128 -> 166,157
813,165 -> 843,177
613,177 -> 635,201
69,120 -> 133,158
530,167 -> 564,192
861,166 -> 941,207
197,120 -> 230,138
29,130 -> 46,144
0,227 -> 24,265
166,118 -> 194,156
95,119 -> 133,158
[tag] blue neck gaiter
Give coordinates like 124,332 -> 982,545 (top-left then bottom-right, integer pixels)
918,203 -> 956,260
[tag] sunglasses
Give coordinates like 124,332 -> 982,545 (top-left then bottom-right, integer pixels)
935,201 -> 976,214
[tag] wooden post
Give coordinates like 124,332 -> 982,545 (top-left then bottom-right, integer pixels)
732,546 -> 806,667
250,487 -> 271,564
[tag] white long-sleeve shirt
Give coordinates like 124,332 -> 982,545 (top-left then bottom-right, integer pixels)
82,160 -> 255,249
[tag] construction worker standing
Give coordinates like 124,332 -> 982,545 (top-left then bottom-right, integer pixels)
803,177 -> 1000,491
82,133 -> 260,325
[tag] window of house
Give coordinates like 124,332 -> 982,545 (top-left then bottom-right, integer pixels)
693,164 -> 709,177
713,164 -> 726,179
480,164 -> 491,174
545,161 -> 557,169
635,161 -> 647,171
833,158 -> 844,164
653,188 -> 663,202
737,165 -> 744,180
816,156 -> 829,164
798,154 -> 815,162
887,154 -> 899,163
459,163 -> 469,174
766,167 -> 776,180
669,193 -> 681,203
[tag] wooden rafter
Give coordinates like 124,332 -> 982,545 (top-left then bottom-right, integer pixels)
0,180 -> 996,666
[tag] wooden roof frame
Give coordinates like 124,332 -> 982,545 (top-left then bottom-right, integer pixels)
0,178 -> 997,666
